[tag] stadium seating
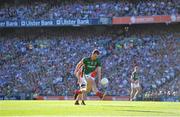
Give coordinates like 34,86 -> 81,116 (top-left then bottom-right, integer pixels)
0,25 -> 179,99
0,0 -> 179,20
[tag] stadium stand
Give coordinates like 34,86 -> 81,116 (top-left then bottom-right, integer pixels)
0,24 -> 179,101
0,0 -> 179,20
0,0 -> 179,101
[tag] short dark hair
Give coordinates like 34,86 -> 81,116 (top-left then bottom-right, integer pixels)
92,49 -> 100,55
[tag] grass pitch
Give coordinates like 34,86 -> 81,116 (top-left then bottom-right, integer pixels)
0,100 -> 180,117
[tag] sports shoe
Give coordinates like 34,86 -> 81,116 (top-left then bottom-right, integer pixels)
81,100 -> 86,105
132,97 -> 136,101
74,101 -> 80,105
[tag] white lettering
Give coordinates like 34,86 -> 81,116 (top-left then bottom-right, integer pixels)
41,20 -> 53,26
26,21 -> 40,26
63,19 -> 76,25
0,22 -> 5,27
77,19 -> 89,25
6,21 -> 18,27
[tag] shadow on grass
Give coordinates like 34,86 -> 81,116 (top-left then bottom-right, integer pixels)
120,110 -> 165,113
116,109 -> 177,115
103,105 -> 136,108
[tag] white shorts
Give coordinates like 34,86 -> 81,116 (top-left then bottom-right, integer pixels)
131,82 -> 140,89
84,74 -> 98,93
79,74 -> 97,92
85,74 -> 95,80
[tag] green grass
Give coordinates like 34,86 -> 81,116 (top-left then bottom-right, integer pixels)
0,100 -> 180,117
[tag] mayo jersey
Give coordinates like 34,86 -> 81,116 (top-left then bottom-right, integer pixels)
82,57 -> 101,75
132,71 -> 139,81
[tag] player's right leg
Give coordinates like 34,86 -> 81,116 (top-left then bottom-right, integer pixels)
74,77 -> 87,105
133,89 -> 138,100
133,85 -> 141,100
130,83 -> 135,101
130,89 -> 135,101
80,83 -> 87,105
74,67 -> 83,100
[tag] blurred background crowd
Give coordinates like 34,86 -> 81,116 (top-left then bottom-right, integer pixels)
0,24 -> 179,100
0,0 -> 179,20
0,0 -> 179,101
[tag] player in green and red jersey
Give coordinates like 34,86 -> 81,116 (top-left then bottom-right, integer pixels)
74,49 -> 105,105
129,65 -> 141,101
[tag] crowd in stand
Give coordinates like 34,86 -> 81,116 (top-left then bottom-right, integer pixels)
0,0 -> 179,20
0,25 -> 179,99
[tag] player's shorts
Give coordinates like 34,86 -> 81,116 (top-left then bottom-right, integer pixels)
84,74 -> 98,93
85,74 -> 95,80
79,70 -> 97,92
131,81 -> 140,89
